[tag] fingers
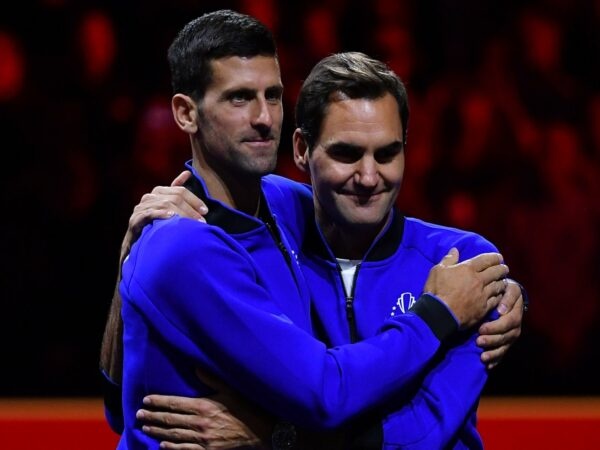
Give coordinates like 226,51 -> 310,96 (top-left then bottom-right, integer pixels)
480,344 -> 510,369
143,395 -> 222,415
141,423 -> 203,443
476,326 -> 518,349
150,186 -> 208,217
171,170 -> 193,187
477,310 -> 522,368
479,263 -> 509,285
483,279 -> 508,301
159,443 -> 205,450
138,409 -> 202,430
478,296 -> 523,336
496,279 -> 521,315
439,247 -> 459,266
129,205 -> 178,230
485,293 -> 502,315
139,405 -> 261,450
131,187 -> 208,224
467,252 -> 503,272
159,442 -> 205,450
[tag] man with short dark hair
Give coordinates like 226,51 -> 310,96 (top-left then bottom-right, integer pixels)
103,10 -> 522,449
290,51 -> 506,447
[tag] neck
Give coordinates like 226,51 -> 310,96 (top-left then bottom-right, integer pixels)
317,212 -> 391,260
191,144 -> 261,216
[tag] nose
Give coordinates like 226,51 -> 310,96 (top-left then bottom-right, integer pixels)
251,97 -> 273,130
354,156 -> 379,189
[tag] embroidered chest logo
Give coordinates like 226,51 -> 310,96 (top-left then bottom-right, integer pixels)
390,292 -> 416,316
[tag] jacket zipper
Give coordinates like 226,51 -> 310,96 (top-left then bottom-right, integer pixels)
264,217 -> 294,272
339,263 -> 361,343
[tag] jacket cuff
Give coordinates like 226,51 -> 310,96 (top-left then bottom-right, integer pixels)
409,294 -> 458,342
101,369 -> 124,434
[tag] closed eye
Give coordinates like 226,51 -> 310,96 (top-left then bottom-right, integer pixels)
326,144 -> 363,163
375,142 -> 403,163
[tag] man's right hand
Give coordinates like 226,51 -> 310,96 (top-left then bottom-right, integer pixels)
137,368 -> 273,450
424,248 -> 509,329
136,395 -> 265,450
120,170 -> 208,262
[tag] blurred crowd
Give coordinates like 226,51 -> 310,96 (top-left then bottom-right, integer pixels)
1,0 -> 598,395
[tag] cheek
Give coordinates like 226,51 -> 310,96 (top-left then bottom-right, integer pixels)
202,111 -> 225,131
384,160 -> 405,185
317,169 -> 346,194
211,108 -> 245,130
272,106 -> 284,126
312,173 -> 338,204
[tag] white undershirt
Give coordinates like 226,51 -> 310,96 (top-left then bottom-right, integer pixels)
337,258 -> 361,297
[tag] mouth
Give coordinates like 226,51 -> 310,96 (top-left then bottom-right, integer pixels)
242,137 -> 275,149
341,191 -> 386,204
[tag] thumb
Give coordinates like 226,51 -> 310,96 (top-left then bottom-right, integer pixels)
440,247 -> 459,266
171,170 -> 192,187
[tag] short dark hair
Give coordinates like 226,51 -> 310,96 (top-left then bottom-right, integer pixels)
295,52 -> 409,150
167,10 -> 277,101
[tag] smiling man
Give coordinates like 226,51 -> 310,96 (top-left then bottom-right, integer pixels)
294,91 -> 406,259
103,11 -> 523,450
288,53 -> 508,446
129,52 -> 525,449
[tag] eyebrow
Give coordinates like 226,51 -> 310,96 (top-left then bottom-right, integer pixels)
325,140 -> 404,152
377,141 -> 404,153
220,84 -> 284,101
326,142 -> 362,152
265,85 -> 284,97
220,87 -> 255,101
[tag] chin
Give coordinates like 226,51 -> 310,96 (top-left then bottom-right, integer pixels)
341,218 -> 381,231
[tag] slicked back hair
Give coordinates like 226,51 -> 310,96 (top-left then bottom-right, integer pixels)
295,52 -> 409,151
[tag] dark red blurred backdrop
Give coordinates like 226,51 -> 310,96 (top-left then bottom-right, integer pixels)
1,0 -> 598,397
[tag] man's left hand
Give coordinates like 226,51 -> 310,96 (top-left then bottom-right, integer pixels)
476,279 -> 524,369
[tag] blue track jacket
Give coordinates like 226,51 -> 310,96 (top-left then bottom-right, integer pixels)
268,179 -> 498,449
114,164 -> 491,449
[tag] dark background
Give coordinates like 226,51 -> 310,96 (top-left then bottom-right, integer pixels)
1,0 -> 598,397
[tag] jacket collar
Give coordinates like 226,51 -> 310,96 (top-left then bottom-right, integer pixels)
303,209 -> 405,262
183,160 -> 269,234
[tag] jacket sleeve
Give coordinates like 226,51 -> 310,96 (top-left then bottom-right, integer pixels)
379,235 -> 500,448
101,369 -> 124,434
121,218 -> 454,430
380,331 -> 486,449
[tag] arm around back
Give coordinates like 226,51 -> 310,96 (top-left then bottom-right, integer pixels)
120,216 -> 447,430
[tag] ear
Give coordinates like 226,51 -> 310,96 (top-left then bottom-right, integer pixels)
293,128 -> 310,173
172,94 -> 198,134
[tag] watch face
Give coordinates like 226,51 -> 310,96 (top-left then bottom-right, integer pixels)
272,421 -> 297,450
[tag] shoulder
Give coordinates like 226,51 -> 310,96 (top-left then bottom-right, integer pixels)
123,217 -> 250,287
138,216 -> 237,258
402,216 -> 498,262
262,174 -> 312,204
262,175 -> 314,240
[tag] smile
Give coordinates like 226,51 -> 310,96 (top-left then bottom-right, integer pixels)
342,192 -> 386,203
